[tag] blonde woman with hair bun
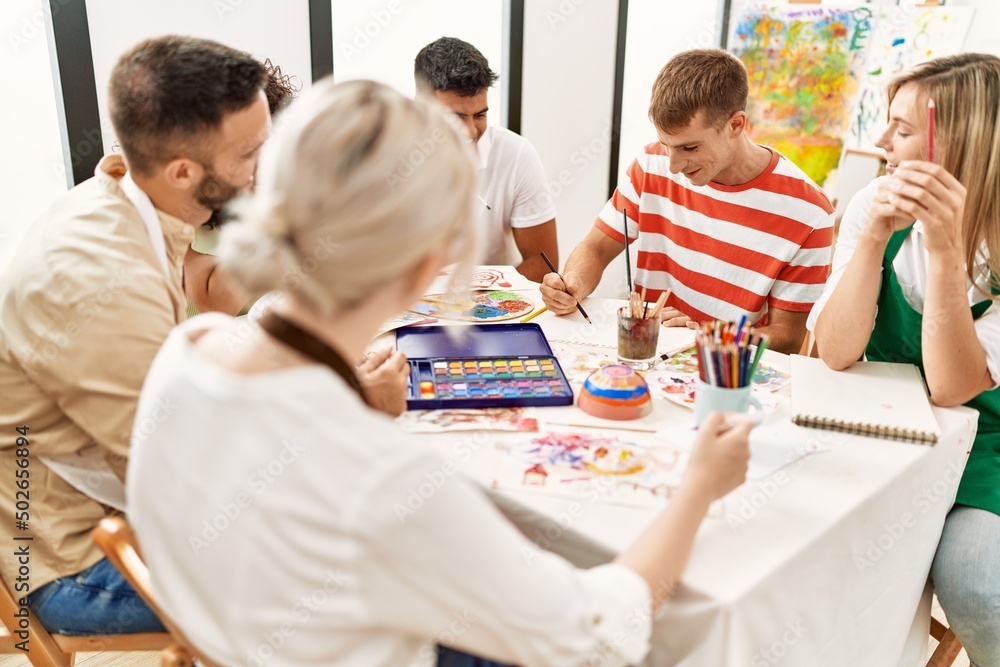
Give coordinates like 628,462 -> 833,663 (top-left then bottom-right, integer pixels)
127,79 -> 751,667
810,54 -> 1000,664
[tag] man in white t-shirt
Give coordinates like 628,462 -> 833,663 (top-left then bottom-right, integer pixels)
415,37 -> 558,282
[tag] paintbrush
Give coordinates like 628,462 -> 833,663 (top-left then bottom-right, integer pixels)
622,208 -> 632,293
649,289 -> 671,319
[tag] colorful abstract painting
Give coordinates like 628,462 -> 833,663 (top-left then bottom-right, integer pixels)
491,430 -> 688,507
846,6 -> 974,151
644,370 -> 779,414
410,291 -> 535,323
731,3 -> 974,186
661,346 -> 790,392
730,4 -> 875,186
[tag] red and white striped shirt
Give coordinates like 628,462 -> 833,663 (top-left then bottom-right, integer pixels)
596,144 -> 834,325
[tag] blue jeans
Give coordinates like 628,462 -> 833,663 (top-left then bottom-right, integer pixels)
437,645 -> 515,666
931,504 -> 1000,667
27,557 -> 165,636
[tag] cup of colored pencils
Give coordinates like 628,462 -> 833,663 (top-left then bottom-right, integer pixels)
692,318 -> 767,425
617,287 -> 670,370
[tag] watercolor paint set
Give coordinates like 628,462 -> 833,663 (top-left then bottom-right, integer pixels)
395,324 -> 575,410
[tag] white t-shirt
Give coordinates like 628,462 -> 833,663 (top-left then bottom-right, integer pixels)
477,126 -> 557,266
807,177 -> 1000,386
127,314 -> 652,667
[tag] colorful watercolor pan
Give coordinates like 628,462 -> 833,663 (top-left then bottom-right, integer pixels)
396,324 -> 575,410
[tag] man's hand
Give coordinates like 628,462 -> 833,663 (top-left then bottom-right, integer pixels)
358,348 -> 409,417
658,306 -> 694,328
540,271 -> 588,315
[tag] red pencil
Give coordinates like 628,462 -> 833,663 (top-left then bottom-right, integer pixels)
928,98 -> 936,163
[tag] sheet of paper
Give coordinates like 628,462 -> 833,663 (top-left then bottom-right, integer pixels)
490,428 -> 688,509
398,407 -> 539,433
423,265 -> 537,296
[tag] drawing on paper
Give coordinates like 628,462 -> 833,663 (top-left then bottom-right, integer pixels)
846,6 -> 974,150
662,347 -> 790,392
549,341 -> 618,384
493,431 -> 689,507
471,268 -> 515,290
410,291 -> 534,322
398,407 -> 539,433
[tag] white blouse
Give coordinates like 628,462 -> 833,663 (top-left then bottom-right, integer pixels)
127,314 -> 652,667
807,177 -> 1000,387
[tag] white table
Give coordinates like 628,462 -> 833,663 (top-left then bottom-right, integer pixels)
397,293 -> 976,667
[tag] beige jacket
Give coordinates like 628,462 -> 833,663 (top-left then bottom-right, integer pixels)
0,155 -> 193,589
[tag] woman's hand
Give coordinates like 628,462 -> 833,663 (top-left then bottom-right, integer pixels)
886,161 -> 966,256
864,177 -> 919,244
358,348 -> 409,417
681,412 -> 752,502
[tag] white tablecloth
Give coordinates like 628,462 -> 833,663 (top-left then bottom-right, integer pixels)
395,293 -> 976,667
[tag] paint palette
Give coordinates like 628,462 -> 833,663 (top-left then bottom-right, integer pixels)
410,291 -> 535,323
397,324 -> 575,410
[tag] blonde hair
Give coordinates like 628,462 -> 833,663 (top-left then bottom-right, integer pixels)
648,49 -> 748,132
219,79 -> 482,315
887,53 -> 1000,299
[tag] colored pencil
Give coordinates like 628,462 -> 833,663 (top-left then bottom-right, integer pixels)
694,318 -> 766,388
747,336 -> 769,385
928,98 -> 936,163
539,252 -> 591,324
520,306 -> 548,323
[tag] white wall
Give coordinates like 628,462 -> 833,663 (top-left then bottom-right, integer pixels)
521,0 -> 621,296
5,0 -> 999,278
331,0 -> 505,126
950,0 -> 1000,56
86,0 -> 313,155
0,1 -> 69,273
618,1 -> 722,180
521,2 -> 725,299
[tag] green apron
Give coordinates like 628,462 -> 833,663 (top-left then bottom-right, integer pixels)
866,226 -> 1000,516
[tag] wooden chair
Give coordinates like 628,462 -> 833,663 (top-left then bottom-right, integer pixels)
927,616 -> 964,667
92,516 -> 220,667
0,567 -> 177,666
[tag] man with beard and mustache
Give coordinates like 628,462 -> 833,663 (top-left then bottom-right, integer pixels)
0,35 -> 269,635
183,60 -> 411,417
182,58 -> 299,316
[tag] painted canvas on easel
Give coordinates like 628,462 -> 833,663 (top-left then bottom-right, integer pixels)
730,4 -> 874,187
846,6 -> 974,151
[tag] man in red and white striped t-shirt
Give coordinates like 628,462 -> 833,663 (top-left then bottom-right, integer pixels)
541,49 -> 834,354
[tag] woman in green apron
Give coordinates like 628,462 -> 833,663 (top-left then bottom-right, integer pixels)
809,54 -> 1000,666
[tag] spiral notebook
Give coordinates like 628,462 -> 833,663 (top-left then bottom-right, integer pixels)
791,356 -> 941,445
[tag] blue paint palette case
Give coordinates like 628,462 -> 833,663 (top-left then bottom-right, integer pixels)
395,324 -> 575,410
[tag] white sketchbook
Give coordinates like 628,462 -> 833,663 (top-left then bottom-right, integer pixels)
791,356 -> 941,445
